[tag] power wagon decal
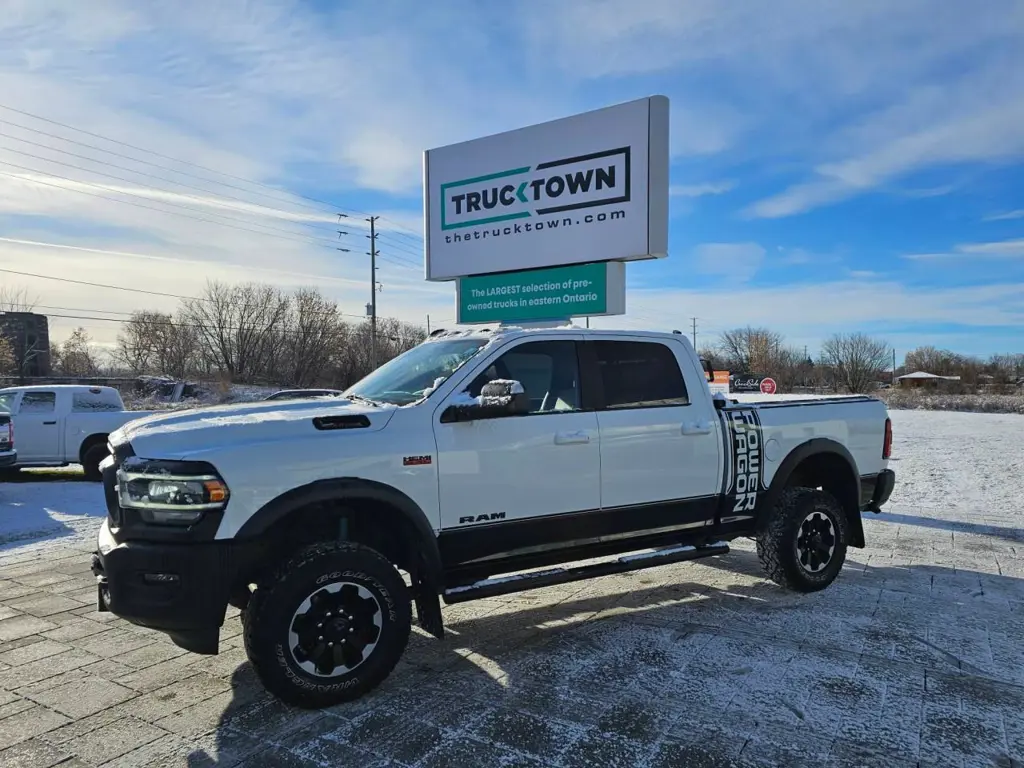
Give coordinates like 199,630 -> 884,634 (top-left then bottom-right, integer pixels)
724,407 -> 766,514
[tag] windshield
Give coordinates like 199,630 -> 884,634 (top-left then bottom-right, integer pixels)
0,392 -> 16,413
344,338 -> 488,406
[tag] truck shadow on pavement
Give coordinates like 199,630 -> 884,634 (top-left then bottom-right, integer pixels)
180,548 -> 1024,768
872,510 -> 1024,543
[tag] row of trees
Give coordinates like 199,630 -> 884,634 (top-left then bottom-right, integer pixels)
4,283 -> 1023,394
0,281 -> 426,389
699,327 -> 894,393
110,281 -> 425,388
700,326 -> 1024,394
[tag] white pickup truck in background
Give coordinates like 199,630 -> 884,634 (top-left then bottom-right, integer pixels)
0,385 -> 153,480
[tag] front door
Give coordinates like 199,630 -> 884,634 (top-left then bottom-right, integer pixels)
433,338 -> 600,565
14,390 -> 61,462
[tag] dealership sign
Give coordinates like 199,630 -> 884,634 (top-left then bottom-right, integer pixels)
424,96 -> 669,282
457,262 -> 625,325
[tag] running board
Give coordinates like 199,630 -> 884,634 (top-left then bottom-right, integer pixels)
442,542 -> 730,604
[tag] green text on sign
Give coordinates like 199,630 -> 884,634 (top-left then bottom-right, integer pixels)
457,262 -> 613,324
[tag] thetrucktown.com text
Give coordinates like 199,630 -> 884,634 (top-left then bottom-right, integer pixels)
443,210 -> 626,244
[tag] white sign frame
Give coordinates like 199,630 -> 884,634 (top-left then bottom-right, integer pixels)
423,96 -> 669,282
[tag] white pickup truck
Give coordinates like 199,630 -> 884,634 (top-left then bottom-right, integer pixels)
92,325 -> 895,708
0,385 -> 153,480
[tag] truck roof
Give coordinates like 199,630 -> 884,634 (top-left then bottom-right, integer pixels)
425,324 -> 691,344
0,384 -> 119,393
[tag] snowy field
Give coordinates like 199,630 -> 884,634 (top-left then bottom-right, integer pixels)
1,407 -> 1023,766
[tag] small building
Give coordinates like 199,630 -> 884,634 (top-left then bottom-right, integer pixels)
0,312 -> 51,377
896,371 -> 960,390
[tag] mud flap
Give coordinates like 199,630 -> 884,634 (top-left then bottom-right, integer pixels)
415,589 -> 444,639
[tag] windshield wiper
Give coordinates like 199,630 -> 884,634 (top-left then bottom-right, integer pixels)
346,393 -> 380,407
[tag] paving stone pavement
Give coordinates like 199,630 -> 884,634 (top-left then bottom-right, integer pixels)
0,508 -> 1022,768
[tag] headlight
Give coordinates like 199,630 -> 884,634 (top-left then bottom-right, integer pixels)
117,462 -> 230,526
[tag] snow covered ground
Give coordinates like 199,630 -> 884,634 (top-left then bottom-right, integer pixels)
1,408 -> 1022,766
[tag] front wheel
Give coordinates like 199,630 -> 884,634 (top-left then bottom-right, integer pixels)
242,541 -> 411,709
756,488 -> 849,593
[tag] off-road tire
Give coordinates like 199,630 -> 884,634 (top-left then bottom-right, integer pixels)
82,444 -> 109,481
756,487 -> 849,593
242,540 -> 411,709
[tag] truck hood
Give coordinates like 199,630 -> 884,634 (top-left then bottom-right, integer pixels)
110,398 -> 397,459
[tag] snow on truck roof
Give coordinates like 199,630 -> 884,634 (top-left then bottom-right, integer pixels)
424,324 -> 691,344
0,384 -> 120,393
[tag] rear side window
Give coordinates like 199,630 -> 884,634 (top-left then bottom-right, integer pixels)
592,341 -> 689,409
72,389 -> 123,412
20,392 -> 56,414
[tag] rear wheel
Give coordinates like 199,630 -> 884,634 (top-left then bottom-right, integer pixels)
242,540 -> 411,709
82,443 -> 109,481
756,488 -> 849,593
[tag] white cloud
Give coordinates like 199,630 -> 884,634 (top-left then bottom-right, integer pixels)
904,238 -> 1024,261
670,181 -> 735,198
983,209 -> 1024,221
693,242 -> 765,282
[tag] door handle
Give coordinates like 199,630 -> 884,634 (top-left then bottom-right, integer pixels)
554,430 -> 590,445
681,420 -> 712,435
43,421 -> 57,426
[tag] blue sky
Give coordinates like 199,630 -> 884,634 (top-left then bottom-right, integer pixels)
0,0 -> 1022,360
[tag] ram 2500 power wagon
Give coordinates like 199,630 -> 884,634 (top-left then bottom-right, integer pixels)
92,326 -> 895,708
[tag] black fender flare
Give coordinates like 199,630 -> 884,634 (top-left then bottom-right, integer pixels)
236,478 -> 443,586
757,438 -> 865,546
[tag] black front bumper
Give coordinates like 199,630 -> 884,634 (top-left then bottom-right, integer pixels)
91,520 -> 259,654
0,450 -> 16,468
861,469 -> 896,513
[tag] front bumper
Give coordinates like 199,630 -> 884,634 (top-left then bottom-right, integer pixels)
0,450 -> 16,468
861,468 -> 896,513
91,519 -> 254,654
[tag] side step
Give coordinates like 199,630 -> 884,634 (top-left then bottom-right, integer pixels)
442,541 -> 730,604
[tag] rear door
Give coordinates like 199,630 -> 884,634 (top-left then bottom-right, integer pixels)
14,390 -> 61,462
585,337 -> 723,529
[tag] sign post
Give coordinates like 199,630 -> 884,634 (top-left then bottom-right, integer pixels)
423,96 -> 669,325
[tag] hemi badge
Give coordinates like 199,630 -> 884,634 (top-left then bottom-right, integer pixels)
403,455 -> 432,467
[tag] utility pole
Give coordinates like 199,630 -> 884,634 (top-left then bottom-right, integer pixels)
367,216 -> 379,370
426,314 -> 431,335
893,347 -> 897,384
691,317 -> 698,350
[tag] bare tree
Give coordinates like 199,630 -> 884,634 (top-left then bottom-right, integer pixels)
182,281 -> 290,384
0,286 -> 39,312
0,335 -> 14,375
904,346 -> 964,376
278,288 -> 344,387
56,327 -> 100,376
718,326 -> 786,373
820,333 -> 891,393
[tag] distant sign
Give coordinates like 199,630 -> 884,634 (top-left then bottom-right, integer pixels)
423,96 -> 670,281
759,377 -> 778,395
457,262 -> 625,325
708,371 -> 730,396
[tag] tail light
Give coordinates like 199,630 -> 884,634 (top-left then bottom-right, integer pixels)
882,418 -> 892,460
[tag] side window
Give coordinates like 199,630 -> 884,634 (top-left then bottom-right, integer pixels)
20,391 -> 56,414
466,341 -> 581,414
593,341 -> 689,409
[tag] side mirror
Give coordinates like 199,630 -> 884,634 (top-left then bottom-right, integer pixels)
440,379 -> 530,423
